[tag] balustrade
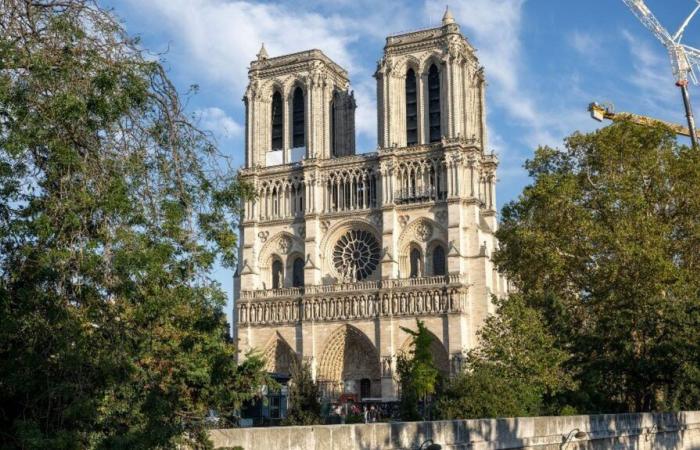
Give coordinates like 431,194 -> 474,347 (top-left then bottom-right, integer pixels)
236,275 -> 468,326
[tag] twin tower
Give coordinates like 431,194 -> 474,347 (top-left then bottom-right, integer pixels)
243,8 -> 486,166
235,9 -> 507,404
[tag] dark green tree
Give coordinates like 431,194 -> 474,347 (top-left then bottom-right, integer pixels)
282,361 -> 322,426
396,319 -> 439,421
436,295 -> 573,419
495,121 -> 700,413
0,1 -> 267,448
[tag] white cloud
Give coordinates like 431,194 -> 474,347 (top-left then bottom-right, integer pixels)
423,1 -> 542,125
423,0 -> 544,148
423,1 -> 601,153
129,0 -> 357,96
621,30 -> 675,100
196,107 -> 242,139
125,0 -> 388,145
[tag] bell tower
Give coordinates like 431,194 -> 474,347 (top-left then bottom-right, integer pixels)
243,46 -> 356,168
375,8 -> 486,149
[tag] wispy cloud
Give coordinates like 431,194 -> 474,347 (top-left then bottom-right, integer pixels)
620,29 -> 681,121
425,0 -> 534,119
568,30 -> 602,59
125,0 -> 389,144
196,107 -> 242,140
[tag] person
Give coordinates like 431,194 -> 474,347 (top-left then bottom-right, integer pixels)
363,405 -> 368,423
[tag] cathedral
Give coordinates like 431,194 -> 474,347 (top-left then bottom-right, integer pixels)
233,9 -> 508,407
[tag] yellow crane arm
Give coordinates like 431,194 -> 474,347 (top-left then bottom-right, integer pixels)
588,102 -> 693,137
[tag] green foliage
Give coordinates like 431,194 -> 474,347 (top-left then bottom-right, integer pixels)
282,362 -> 322,426
495,121 -> 700,413
397,319 -> 439,421
436,295 -> 573,419
0,1 -> 268,448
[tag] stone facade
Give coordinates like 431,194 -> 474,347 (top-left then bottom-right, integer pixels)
233,9 -> 508,401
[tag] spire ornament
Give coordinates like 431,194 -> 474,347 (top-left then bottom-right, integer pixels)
442,5 -> 455,25
256,43 -> 268,61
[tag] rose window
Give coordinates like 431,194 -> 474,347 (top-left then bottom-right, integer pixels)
333,230 -> 380,281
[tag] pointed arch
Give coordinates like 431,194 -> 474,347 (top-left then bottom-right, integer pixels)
432,243 -> 446,276
397,217 -> 446,277
406,68 -> 418,145
262,332 -> 299,376
409,247 -> 422,278
292,86 -> 305,148
317,325 -> 381,394
427,63 -> 441,142
271,90 -> 284,150
271,258 -> 283,289
291,255 -> 304,287
400,328 -> 450,374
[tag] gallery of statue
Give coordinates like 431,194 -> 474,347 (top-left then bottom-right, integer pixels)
233,10 -> 508,404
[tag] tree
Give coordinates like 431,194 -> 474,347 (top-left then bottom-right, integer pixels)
436,295 -> 573,419
495,121 -> 700,413
0,1 -> 267,448
282,361 -> 322,426
396,319 -> 439,421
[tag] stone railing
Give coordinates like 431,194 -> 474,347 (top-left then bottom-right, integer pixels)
394,186 -> 447,204
208,411 -> 700,450
240,287 -> 304,300
236,275 -> 468,326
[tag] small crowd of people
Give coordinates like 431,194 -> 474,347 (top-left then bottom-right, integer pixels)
329,402 -> 395,424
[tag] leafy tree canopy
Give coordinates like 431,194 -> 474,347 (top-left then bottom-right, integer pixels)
495,122 -> 700,413
0,1 -> 265,448
436,295 -> 573,419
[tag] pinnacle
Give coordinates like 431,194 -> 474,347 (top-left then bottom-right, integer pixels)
442,5 -> 455,25
257,43 -> 268,60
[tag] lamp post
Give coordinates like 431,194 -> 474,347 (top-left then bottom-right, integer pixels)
561,428 -> 587,450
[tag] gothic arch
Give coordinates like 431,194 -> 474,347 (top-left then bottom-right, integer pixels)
283,76 -> 307,96
397,217 -> 446,277
317,324 -> 381,386
259,231 -> 304,271
262,332 -> 299,376
397,54 -> 421,75
266,79 -> 285,98
419,52 -> 445,75
399,328 -> 450,375
427,239 -> 447,276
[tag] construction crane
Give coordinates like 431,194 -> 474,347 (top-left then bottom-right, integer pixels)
588,102 -> 697,137
622,0 -> 700,147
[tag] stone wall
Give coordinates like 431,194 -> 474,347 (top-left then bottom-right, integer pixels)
208,411 -> 700,449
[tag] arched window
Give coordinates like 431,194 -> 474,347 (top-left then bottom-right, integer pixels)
292,87 -> 305,148
410,248 -> 421,278
428,64 -> 441,142
330,98 -> 336,156
433,245 -> 446,276
406,68 -> 418,145
292,257 -> 304,287
271,91 -> 283,150
272,259 -> 283,289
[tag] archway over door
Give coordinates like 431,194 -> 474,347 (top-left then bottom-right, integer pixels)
262,333 -> 299,377
317,325 -> 381,400
400,328 -> 450,375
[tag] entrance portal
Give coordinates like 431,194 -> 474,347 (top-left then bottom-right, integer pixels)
317,325 -> 381,400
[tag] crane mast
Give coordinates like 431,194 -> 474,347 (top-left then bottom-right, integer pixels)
622,0 -> 700,147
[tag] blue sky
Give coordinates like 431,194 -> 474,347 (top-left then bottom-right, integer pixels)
106,0 -> 700,326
